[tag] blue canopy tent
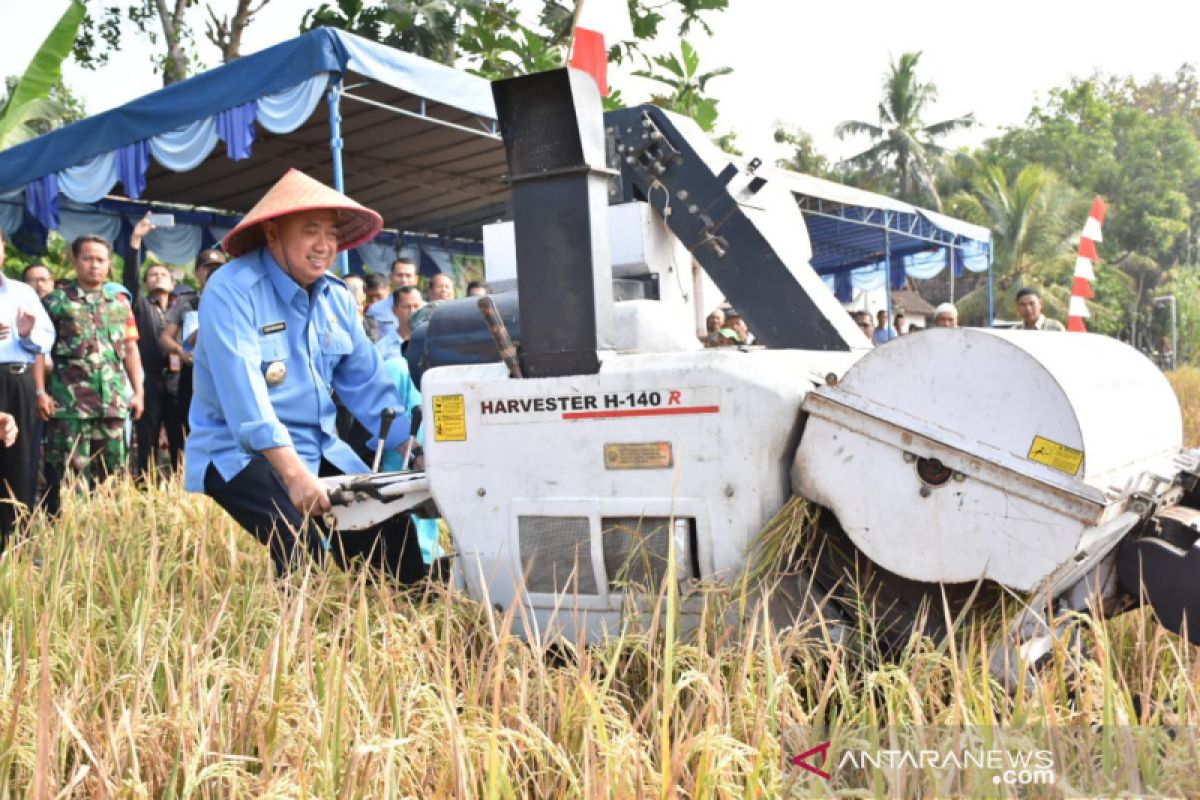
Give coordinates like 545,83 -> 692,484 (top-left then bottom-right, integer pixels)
0,27 -> 507,283
777,171 -> 994,325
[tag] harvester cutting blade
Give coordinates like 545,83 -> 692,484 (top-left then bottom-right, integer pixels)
794,509 -> 1004,654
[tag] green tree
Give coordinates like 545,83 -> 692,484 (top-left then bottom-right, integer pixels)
835,51 -> 975,209
1156,266 -> 1200,364
631,39 -> 730,132
73,0 -> 274,86
991,76 -> 1200,268
946,163 -> 1078,325
0,1 -> 87,149
302,0 -> 473,66
773,125 -> 830,176
302,0 -> 729,85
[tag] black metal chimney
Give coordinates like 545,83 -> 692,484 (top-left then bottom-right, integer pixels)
491,68 -> 614,378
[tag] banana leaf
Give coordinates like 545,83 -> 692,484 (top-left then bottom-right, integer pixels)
0,0 -> 86,148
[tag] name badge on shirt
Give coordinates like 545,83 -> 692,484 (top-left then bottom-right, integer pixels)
261,321 -> 287,335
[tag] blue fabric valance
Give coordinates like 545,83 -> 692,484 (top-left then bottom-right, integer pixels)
20,73 -> 332,230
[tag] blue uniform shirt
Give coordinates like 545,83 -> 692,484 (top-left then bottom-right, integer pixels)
366,296 -> 397,338
374,327 -> 405,363
185,248 -> 410,492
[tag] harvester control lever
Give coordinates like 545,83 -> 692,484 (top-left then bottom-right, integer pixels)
371,407 -> 397,473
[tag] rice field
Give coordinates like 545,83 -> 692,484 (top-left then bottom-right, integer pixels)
2,371 -> 1199,797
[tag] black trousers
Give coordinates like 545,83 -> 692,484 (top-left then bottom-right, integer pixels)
134,379 -> 167,477
0,367 -> 36,549
134,378 -> 186,477
204,458 -> 427,584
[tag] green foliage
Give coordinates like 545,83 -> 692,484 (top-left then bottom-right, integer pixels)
981,70 -> 1200,345
303,0 -> 475,65
836,51 -> 975,209
1157,268 -> 1200,364
944,163 -> 1078,326
0,1 -> 87,149
74,1 -> 270,85
303,0 -> 729,93
991,77 -> 1200,268
631,39 -> 731,132
1,232 -> 73,281
773,126 -> 830,176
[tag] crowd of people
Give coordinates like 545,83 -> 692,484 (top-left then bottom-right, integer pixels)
704,286 -> 1066,351
0,190 -> 480,561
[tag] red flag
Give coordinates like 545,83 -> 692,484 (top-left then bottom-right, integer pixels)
569,0 -> 633,97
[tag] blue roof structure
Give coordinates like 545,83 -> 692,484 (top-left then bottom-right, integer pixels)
774,170 -> 992,306
0,27 -> 507,243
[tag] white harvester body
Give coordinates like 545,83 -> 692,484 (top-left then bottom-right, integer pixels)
421,347 -> 859,641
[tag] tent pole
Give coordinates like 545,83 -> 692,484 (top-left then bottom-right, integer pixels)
949,245 -> 955,303
327,79 -> 349,276
986,245 -> 994,327
883,224 -> 893,340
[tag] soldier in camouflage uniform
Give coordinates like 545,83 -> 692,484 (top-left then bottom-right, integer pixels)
43,235 -> 144,490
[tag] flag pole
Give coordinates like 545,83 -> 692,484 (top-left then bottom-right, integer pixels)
568,0 -> 586,62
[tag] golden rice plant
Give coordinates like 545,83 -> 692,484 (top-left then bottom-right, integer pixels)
1167,367 -> 1200,447
0,455 -> 1198,797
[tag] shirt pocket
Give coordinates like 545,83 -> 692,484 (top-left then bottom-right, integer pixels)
259,332 -> 290,363
322,329 -> 354,356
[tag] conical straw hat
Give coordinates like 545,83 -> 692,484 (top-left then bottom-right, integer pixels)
222,168 -> 383,257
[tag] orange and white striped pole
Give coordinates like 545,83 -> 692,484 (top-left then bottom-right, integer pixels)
1068,197 -> 1106,332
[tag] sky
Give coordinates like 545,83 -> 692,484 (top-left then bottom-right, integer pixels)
2,0 -> 1198,167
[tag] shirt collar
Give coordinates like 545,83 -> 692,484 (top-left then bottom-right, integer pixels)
260,247 -> 331,305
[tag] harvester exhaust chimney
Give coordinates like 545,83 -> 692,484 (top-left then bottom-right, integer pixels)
492,68 -> 615,378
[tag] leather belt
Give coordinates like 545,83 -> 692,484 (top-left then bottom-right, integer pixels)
0,362 -> 31,375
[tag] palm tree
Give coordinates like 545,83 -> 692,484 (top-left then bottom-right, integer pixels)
835,51 -> 974,209
947,163 -> 1078,323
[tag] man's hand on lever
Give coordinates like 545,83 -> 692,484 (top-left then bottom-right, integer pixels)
265,446 -> 331,515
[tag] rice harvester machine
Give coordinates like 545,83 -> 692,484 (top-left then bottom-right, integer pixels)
327,69 -> 1200,682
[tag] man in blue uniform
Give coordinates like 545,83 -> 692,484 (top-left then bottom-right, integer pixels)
186,168 -> 424,581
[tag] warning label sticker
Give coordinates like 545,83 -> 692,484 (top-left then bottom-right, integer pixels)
432,394 -> 467,442
1027,435 -> 1083,475
604,442 -> 674,470
478,386 -> 720,425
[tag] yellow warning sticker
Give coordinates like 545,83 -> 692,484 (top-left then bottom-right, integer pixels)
432,394 -> 467,442
1027,436 -> 1083,475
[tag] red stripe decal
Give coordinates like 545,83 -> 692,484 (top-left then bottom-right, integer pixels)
562,405 -> 720,420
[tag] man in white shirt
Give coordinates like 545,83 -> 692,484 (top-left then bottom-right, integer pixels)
0,227 -> 55,550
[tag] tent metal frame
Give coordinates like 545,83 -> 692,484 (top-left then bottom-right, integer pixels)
797,195 -> 995,325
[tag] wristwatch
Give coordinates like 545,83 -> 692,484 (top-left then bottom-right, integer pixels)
35,389 -> 46,397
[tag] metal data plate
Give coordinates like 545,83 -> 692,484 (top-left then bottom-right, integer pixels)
603,442 -> 673,470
